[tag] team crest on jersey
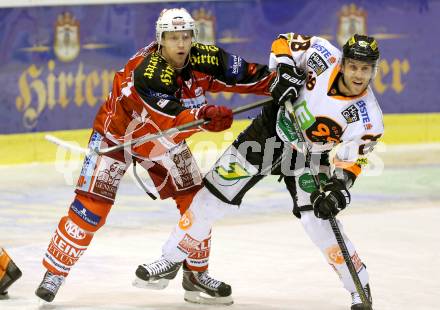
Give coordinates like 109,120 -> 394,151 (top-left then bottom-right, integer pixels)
193,8 -> 216,45
54,12 -> 80,62
341,104 -> 360,123
337,4 -> 367,47
307,52 -> 329,76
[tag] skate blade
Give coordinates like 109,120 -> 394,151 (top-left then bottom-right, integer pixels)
132,277 -> 169,290
184,291 -> 233,306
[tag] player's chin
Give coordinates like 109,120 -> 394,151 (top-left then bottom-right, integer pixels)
351,82 -> 367,94
173,54 -> 186,62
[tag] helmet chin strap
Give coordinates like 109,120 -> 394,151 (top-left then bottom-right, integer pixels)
159,48 -> 190,70
173,56 -> 190,70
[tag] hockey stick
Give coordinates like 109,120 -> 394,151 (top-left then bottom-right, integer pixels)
46,98 -> 272,156
284,100 -> 372,309
94,98 -> 272,155
45,134 -> 89,154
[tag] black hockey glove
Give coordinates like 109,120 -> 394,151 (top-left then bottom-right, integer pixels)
269,63 -> 306,105
310,178 -> 351,220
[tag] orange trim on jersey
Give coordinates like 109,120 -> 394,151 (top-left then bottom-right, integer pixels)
333,158 -> 362,176
327,65 -> 367,101
327,65 -> 340,93
271,37 -> 292,58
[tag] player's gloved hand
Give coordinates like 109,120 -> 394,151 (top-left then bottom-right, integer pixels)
310,178 -> 351,220
269,63 -> 306,105
196,104 -> 233,132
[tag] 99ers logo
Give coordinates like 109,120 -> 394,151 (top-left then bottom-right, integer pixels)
179,210 -> 193,230
305,116 -> 342,144
325,244 -> 344,265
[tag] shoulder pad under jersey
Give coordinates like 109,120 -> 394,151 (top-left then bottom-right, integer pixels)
189,43 -> 222,74
134,52 -> 179,96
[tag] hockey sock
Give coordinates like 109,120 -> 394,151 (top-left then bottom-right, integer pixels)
299,211 -> 369,292
162,187 -> 232,262
185,232 -> 211,272
43,216 -> 93,276
326,245 -> 369,293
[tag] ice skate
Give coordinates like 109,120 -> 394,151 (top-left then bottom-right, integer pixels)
133,257 -> 182,290
35,271 -> 65,302
0,291 -> 8,300
351,283 -> 373,309
182,264 -> 233,305
0,249 -> 22,300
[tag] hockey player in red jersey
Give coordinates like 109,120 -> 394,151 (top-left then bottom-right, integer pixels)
138,34 -> 383,309
0,247 -> 22,300
35,8 -> 275,304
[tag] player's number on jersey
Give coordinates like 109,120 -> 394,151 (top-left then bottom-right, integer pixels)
305,117 -> 342,144
306,71 -> 316,90
311,123 -> 340,143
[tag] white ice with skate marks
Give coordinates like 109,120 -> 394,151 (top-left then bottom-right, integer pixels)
1,144 -> 440,309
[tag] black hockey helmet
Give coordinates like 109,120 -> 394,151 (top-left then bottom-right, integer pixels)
342,34 -> 379,64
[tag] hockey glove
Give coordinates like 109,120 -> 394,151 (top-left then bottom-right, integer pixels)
269,63 -> 306,105
196,104 -> 233,132
310,178 -> 351,220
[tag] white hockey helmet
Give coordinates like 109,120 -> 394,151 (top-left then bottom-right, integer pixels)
155,8 -> 197,45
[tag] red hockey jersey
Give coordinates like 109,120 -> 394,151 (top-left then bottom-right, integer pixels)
93,42 -> 274,158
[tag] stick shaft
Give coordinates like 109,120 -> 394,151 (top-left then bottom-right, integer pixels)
96,98 -> 273,155
284,100 -> 372,309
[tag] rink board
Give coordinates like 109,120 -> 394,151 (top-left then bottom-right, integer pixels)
1,113 -> 440,165
1,0 -> 439,136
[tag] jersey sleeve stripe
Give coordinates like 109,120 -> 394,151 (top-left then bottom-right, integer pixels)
271,38 -> 292,58
333,159 -> 362,177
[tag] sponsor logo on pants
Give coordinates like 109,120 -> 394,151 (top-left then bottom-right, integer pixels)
178,234 -> 200,254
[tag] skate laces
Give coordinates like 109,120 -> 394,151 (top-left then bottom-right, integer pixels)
198,271 -> 221,289
143,259 -> 176,276
41,272 -> 65,293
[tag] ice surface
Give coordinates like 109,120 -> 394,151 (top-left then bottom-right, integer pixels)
1,144 -> 439,309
